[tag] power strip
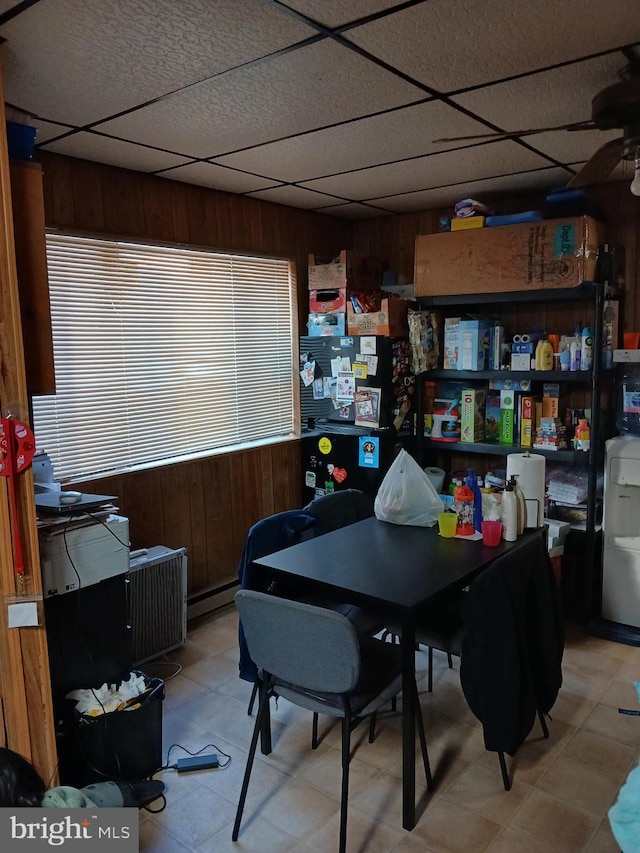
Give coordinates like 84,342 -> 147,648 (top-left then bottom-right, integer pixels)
176,754 -> 219,772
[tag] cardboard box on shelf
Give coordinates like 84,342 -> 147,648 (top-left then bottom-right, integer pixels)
499,390 -> 515,444
346,297 -> 410,336
414,216 -> 604,297
451,216 -> 485,231
308,288 -> 346,314
308,250 -> 382,290
458,319 -> 492,370
484,393 -> 501,443
460,388 -> 486,442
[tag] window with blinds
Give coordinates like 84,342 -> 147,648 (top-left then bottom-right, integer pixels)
33,234 -> 297,482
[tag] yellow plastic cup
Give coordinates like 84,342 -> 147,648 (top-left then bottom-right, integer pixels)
438,512 -> 458,538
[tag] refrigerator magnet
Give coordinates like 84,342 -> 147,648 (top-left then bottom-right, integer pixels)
353,362 -> 367,379
360,336 -> 377,354
359,437 -> 380,468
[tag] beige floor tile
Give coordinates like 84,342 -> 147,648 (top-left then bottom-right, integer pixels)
442,762 -> 532,825
409,796 -> 502,853
163,674 -> 210,713
509,788 -> 601,852
485,825 -> 575,853
350,771 -> 432,832
139,818 -> 193,852
561,728 -> 637,782
298,747 -> 382,798
305,804 -> 404,853
536,754 -> 621,816
197,813 -> 300,852
246,775 -> 340,840
585,818 -> 623,853
550,687 -> 597,728
153,783 -> 238,848
598,677 -> 640,710
582,701 -> 640,748
181,650 -> 239,690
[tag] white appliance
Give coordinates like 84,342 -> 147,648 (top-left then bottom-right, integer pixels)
602,436 -> 640,627
39,515 -> 129,597
128,546 -> 187,666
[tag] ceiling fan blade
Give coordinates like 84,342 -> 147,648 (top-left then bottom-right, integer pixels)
433,120 -> 593,144
566,137 -> 625,188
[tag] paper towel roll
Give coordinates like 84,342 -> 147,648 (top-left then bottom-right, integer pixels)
506,452 -> 545,528
424,466 -> 445,493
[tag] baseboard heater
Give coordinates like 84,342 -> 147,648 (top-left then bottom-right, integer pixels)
128,546 -> 187,666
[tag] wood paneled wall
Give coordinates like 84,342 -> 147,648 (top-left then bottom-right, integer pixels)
37,152 -> 352,599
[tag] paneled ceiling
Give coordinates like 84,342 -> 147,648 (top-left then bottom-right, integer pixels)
1,0 -> 639,219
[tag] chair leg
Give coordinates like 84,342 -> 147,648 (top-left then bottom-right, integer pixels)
428,646 -> 433,693
247,681 -> 258,716
312,712 -> 320,749
538,709 -> 549,739
339,715 -> 352,853
368,711 -> 377,743
233,679 -> 270,840
447,652 -> 453,669
497,751 -> 512,792
413,680 -> 433,791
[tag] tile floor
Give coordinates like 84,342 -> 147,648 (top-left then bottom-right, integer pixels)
138,606 -> 635,852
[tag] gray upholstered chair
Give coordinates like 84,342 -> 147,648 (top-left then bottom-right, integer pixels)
233,589 -> 433,853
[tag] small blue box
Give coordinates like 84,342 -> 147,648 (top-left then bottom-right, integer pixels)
457,319 -> 492,370
6,122 -> 36,160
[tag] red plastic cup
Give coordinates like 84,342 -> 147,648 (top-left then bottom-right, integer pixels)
481,520 -> 502,547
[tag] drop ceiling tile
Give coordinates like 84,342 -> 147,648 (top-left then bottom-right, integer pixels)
315,202 -> 395,219
346,0 -> 640,92
525,128 -> 622,166
300,140 -> 552,200
281,1 -> 401,28
159,161 -> 280,194
98,39 -> 425,158
0,0 -> 316,126
31,118 -> 73,145
369,167 -> 574,214
453,55 -> 625,135
0,1 -> 20,13
245,185 -> 346,209
39,132 -> 192,172
213,101 -> 496,182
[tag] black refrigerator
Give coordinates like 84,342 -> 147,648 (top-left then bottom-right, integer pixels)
299,334 -> 412,502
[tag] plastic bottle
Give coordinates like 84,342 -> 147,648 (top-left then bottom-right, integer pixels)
535,336 -> 554,371
569,339 -> 580,371
465,467 -> 483,533
617,367 -> 640,435
453,485 -> 475,536
501,481 -> 518,542
509,475 -> 526,535
580,326 -> 593,371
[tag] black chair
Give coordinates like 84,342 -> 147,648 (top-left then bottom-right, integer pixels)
233,590 -> 433,853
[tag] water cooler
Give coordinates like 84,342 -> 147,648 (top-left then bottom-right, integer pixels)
602,435 -> 640,628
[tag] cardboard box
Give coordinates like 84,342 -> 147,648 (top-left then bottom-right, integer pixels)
500,389 -> 515,444
443,317 -> 460,370
414,216 -> 604,297
460,388 -> 486,442
520,395 -> 537,448
542,382 -> 560,419
484,393 -> 501,443
308,250 -> 382,290
346,297 -> 409,336
458,319 -> 492,370
613,349 -> 640,363
451,216 -> 485,231
307,312 -> 346,337
511,353 -> 532,371
308,288 -> 346,314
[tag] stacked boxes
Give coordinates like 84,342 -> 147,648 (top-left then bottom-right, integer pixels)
443,318 -> 460,369
307,251 -> 382,336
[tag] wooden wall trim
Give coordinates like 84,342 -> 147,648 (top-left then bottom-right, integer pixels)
0,60 -> 57,782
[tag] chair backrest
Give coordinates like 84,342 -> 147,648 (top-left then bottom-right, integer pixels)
238,509 -> 317,589
235,589 -> 361,694
304,489 -> 374,534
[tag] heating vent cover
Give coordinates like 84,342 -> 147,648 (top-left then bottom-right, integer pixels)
128,545 -> 187,666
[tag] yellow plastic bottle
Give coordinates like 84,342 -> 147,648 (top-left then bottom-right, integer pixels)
535,337 -> 554,371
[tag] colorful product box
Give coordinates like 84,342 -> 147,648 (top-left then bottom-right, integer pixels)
458,319 -> 492,370
542,382 -> 560,418
307,312 -> 346,337
308,288 -> 347,314
500,389 -> 515,444
443,317 -> 460,370
460,388 -> 486,443
484,393 -> 501,443
520,395 -> 537,448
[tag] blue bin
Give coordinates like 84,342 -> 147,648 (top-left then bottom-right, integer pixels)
6,121 -> 36,160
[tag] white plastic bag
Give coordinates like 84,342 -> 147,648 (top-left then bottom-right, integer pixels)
374,449 -> 442,527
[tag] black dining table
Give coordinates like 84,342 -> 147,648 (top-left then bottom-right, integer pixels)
254,515 -> 531,831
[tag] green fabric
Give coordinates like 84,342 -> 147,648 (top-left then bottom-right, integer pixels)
42,786 -> 99,808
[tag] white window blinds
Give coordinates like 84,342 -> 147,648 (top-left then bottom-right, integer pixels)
33,234 -> 297,481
